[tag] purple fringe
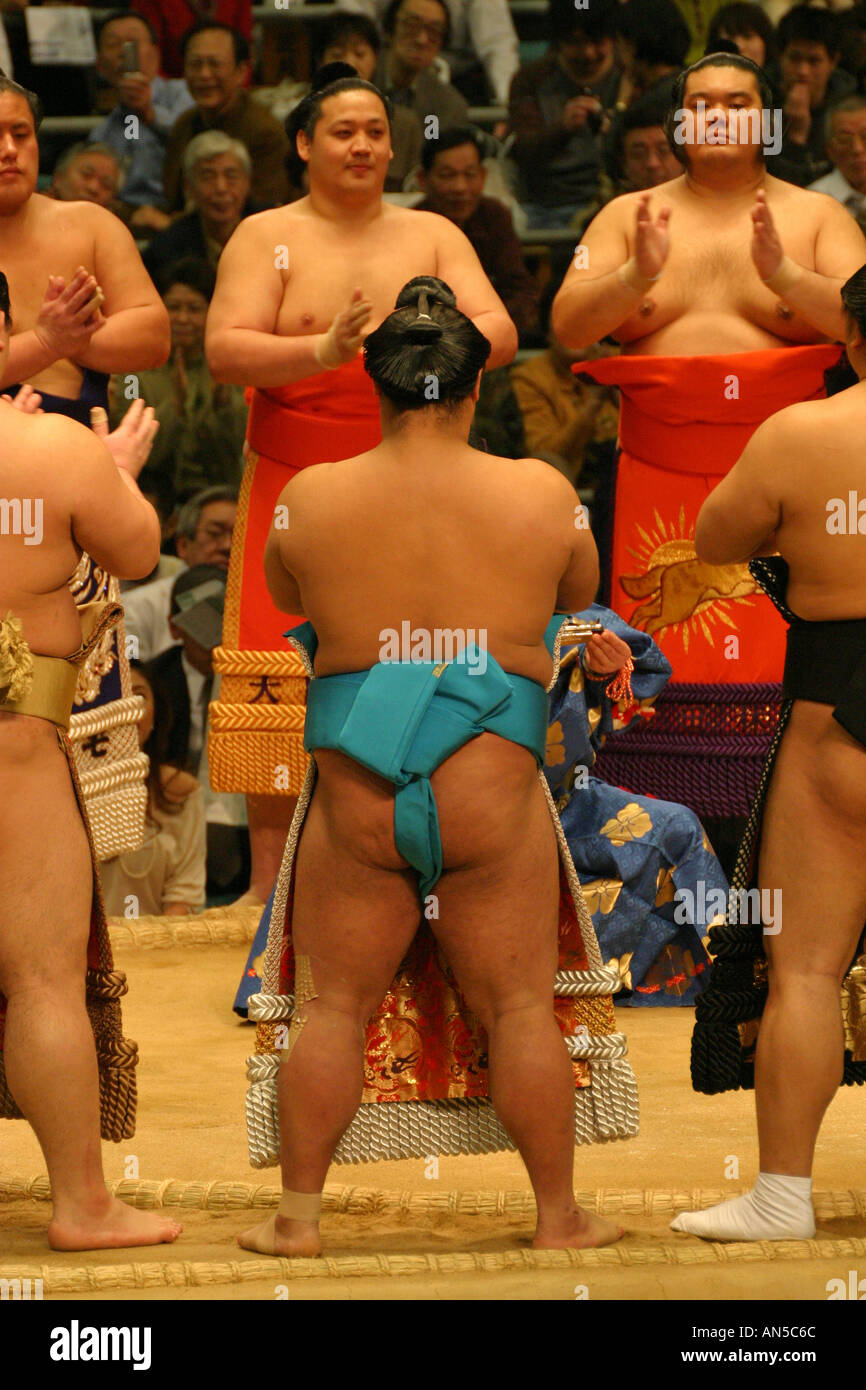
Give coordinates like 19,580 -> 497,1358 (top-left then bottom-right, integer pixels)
592,683 -> 784,819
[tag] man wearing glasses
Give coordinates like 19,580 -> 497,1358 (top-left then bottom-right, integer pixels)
375,0 -> 470,133
122,485 -> 238,663
162,21 -> 289,212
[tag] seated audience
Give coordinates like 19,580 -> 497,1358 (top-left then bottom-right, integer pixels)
809,96 -> 866,230
614,0 -> 691,107
834,3 -> 866,86
509,0 -> 621,229
150,564 -> 249,898
256,11 -> 423,192
416,126 -> 539,339
111,259 -> 247,510
673,0 -> 732,64
100,662 -> 207,918
131,0 -> 252,82
50,142 -> 123,210
767,4 -> 856,188
510,330 -> 619,491
144,132 -> 260,279
375,0 -> 470,132
91,10 -> 194,233
605,94 -> 683,196
339,0 -> 520,107
706,2 -> 777,68
162,22 -> 289,211
122,485 -> 238,662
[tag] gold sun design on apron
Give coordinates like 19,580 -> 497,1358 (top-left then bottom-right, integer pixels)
619,505 -> 760,651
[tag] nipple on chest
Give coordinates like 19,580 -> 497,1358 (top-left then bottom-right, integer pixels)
638,298 -> 655,318
776,301 -> 793,321
300,312 -> 314,327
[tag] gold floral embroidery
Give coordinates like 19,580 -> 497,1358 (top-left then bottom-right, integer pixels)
655,866 -> 676,906
568,662 -> 585,693
582,877 -> 623,915
545,719 -> 566,766
600,802 -> 653,845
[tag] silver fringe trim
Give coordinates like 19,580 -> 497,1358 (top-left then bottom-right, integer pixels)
245,1058 -> 639,1167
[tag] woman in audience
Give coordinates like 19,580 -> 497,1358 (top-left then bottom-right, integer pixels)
109,257 -> 247,510
101,663 -> 206,918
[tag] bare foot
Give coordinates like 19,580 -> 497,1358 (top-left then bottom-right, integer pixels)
533,1207 -> 624,1250
48,1197 -> 183,1251
238,1212 -> 321,1258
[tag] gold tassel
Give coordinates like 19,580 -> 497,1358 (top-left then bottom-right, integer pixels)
0,612 -> 34,703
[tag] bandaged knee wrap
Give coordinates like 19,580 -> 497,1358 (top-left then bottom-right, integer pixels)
283,954 -> 318,1059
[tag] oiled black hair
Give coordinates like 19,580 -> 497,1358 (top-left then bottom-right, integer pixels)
665,52 -> 775,166
707,3 -> 777,64
841,265 -> 866,337
0,73 -> 42,133
288,61 -> 391,146
0,269 -> 12,330
363,275 -> 491,412
286,62 -> 392,186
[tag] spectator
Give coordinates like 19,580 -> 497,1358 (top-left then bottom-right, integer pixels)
91,11 -> 194,234
509,0 -> 621,230
50,142 -> 123,210
707,3 -> 778,68
809,96 -> 866,228
510,330 -> 618,491
615,0 -> 691,107
144,131 -> 260,279
672,0 -> 732,64
162,22 -> 289,211
835,3 -> 866,86
416,126 -> 538,338
375,0 -> 470,133
608,94 -> 683,194
100,662 -> 207,918
255,11 -> 423,192
767,4 -> 856,187
111,258 -> 247,510
149,564 -> 249,897
338,0 -> 520,106
122,485 -> 238,662
131,0 -> 252,82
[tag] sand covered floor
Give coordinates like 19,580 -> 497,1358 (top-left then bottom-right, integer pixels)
1,912 -> 864,1302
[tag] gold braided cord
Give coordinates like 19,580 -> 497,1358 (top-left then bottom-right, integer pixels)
107,908 -> 262,950
220,447 -> 257,650
212,646 -> 308,677
75,753 -> 150,799
208,705 -> 307,732
3,1177 -> 866,1221
3,1236 -> 866,1293
68,694 -> 144,738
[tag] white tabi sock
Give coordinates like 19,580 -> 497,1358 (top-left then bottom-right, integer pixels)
670,1171 -> 815,1241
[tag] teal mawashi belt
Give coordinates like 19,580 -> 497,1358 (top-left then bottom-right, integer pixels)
300,642 -> 550,900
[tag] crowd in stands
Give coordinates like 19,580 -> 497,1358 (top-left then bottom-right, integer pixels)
8,0 -> 866,905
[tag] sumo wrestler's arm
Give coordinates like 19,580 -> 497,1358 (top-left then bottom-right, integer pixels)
695,417 -> 782,564
548,470 -> 600,613
427,211 -> 518,367
263,480 -> 305,617
63,416 -> 162,580
72,206 -> 170,372
552,191 -> 671,351
206,217 -> 367,388
751,190 -> 866,342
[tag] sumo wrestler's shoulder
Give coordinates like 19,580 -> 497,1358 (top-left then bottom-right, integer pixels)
224,202 -> 311,249
2,408 -> 97,482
